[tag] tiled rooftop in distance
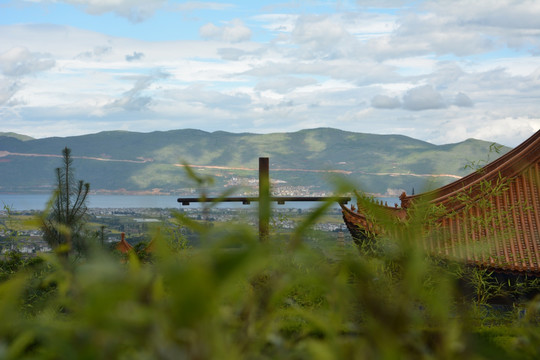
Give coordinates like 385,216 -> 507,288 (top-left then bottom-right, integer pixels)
115,232 -> 133,254
342,130 -> 540,275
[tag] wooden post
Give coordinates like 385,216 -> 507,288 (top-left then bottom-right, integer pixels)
259,157 -> 270,241
176,157 -> 351,242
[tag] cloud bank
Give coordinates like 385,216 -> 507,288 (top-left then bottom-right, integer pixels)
0,1 -> 539,147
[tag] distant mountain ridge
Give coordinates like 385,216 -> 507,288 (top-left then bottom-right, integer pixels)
0,128 -> 511,196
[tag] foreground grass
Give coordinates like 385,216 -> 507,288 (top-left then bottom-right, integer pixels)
0,215 -> 538,360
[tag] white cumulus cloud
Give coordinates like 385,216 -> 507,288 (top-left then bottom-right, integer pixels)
0,47 -> 55,77
125,51 -> 144,62
53,0 -> 166,22
200,19 -> 252,43
0,81 -> 20,105
176,2 -> 234,12
255,76 -> 318,94
371,94 -> 401,109
453,92 -> 473,107
291,15 -> 360,59
402,85 -> 446,111
106,71 -> 169,112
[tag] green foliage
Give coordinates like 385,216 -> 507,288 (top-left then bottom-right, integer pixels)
0,204 -> 19,253
0,251 -> 25,280
0,166 -> 539,359
464,142 -> 504,171
40,147 -> 90,257
0,132 -> 34,141
0,211 -> 536,358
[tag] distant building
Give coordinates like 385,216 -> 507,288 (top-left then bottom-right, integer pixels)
115,232 -> 133,253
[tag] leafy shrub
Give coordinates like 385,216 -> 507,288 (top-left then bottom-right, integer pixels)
0,173 -> 539,359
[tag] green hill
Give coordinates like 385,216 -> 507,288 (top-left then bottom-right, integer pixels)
0,132 -> 34,141
0,128 -> 511,196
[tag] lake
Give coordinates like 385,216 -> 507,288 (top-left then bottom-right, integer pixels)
0,194 -> 183,211
0,193 -> 401,211
0,193 -> 402,211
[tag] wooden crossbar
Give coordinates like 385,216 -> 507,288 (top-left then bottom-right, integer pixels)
177,196 -> 351,206
176,157 -> 350,240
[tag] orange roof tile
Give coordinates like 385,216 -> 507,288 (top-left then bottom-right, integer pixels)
342,130 -> 540,275
115,232 -> 133,254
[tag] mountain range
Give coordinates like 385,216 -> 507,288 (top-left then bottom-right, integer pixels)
0,128 -> 510,197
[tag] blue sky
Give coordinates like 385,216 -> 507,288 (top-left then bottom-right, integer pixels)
1,0 -> 539,146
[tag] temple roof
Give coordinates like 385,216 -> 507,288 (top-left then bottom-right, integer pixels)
115,232 -> 133,254
342,130 -> 540,275
401,129 -> 540,211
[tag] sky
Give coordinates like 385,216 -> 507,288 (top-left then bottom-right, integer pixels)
0,0 -> 539,147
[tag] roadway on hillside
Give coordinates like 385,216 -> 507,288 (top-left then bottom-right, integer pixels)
0,151 -> 462,179
0,151 -> 152,163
